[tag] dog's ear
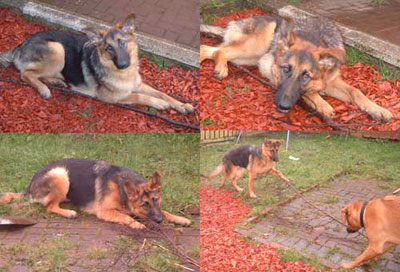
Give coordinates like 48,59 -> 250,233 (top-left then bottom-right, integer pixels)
276,139 -> 284,146
341,206 -> 348,225
264,138 -> 272,146
123,181 -> 141,200
116,13 -> 136,34
82,27 -> 105,43
148,171 -> 162,192
315,48 -> 346,68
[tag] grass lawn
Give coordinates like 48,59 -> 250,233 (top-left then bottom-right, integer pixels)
0,133 -> 199,218
201,132 -> 400,215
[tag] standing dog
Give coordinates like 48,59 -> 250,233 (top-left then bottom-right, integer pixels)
341,196 -> 400,269
0,159 -> 191,229
202,139 -> 290,198
0,14 -> 194,114
200,15 -> 392,122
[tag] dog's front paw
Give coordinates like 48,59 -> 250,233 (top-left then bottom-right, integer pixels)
129,221 -> 146,230
39,88 -> 52,99
366,105 -> 393,122
66,210 -> 77,218
320,106 -> 336,121
182,103 -> 195,114
341,262 -> 355,269
177,217 -> 191,226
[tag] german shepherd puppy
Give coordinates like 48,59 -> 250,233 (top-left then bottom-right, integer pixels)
202,139 -> 290,198
0,159 -> 191,229
0,14 -> 194,114
200,15 -> 393,122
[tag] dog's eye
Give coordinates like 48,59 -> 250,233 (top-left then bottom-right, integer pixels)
281,64 -> 291,74
119,39 -> 126,48
106,45 -> 114,53
142,201 -> 150,208
301,71 -> 311,82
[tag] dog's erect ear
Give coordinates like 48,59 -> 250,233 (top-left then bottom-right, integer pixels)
264,139 -> 273,146
315,48 -> 346,68
148,171 -> 162,192
341,207 -> 348,225
82,27 -> 105,43
116,13 -> 136,34
276,139 -> 284,146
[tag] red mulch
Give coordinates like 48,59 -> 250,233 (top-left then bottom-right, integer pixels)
0,8 -> 199,133
200,185 -> 326,272
200,9 -> 400,131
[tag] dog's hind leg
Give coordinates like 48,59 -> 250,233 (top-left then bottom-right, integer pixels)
248,171 -> 257,198
200,45 -> 218,63
31,167 -> 76,218
162,210 -> 191,226
231,168 -> 245,192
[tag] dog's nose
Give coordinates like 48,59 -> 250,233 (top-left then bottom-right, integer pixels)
152,214 -> 163,223
116,61 -> 130,69
277,102 -> 292,112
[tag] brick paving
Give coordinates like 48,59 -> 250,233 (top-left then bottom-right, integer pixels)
0,216 -> 199,271
32,0 -> 199,49
237,178 -> 400,271
293,0 -> 400,47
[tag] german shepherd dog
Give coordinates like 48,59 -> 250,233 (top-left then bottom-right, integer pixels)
200,15 -> 393,122
202,139 -> 290,198
0,159 -> 191,229
0,14 -> 194,114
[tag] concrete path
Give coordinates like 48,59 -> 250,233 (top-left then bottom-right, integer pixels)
237,178 -> 400,271
33,0 -> 199,50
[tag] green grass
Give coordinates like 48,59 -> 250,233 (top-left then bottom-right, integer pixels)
0,133 -> 199,218
277,248 -> 325,270
0,237 -> 75,271
201,132 -> 400,215
201,0 -> 244,24
346,47 -> 399,80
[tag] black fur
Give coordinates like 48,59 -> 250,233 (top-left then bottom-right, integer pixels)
16,31 -> 89,86
223,145 -> 262,172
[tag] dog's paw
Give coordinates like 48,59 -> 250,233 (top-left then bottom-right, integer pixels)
155,100 -> 170,111
367,105 -> 393,122
341,262 -> 354,269
39,88 -> 52,99
214,65 -> 228,80
66,210 -> 77,218
249,192 -> 257,198
183,103 -> 195,114
129,221 -> 146,230
235,187 -> 244,192
177,217 -> 191,226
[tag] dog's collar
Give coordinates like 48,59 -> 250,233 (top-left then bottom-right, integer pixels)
360,201 -> 369,228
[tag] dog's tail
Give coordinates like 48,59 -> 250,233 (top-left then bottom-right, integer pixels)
0,47 -> 18,68
200,24 -> 225,37
201,163 -> 225,180
0,192 -> 25,204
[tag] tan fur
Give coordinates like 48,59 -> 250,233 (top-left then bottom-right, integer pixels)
341,196 -> 400,269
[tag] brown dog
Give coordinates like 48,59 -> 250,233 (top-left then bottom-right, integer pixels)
202,139 -> 290,198
341,196 -> 400,269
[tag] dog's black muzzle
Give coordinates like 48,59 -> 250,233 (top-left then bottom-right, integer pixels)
270,155 -> 279,162
346,227 -> 357,234
274,83 -> 301,114
151,213 -> 164,224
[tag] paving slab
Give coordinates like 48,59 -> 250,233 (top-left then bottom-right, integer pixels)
237,178 -> 400,270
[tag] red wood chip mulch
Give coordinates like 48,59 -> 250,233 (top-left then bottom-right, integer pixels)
200,9 -> 400,132
200,185 -> 326,272
0,8 -> 199,133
